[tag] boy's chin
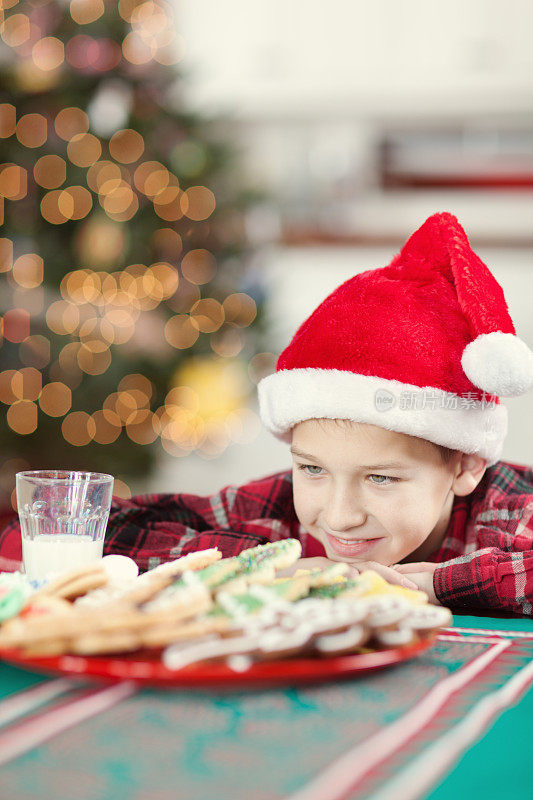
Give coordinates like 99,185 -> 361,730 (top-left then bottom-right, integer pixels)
323,549 -> 354,563
322,546 -> 397,573
321,545 -> 366,565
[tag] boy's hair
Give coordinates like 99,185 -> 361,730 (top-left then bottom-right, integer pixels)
435,444 -> 457,464
312,418 -> 458,465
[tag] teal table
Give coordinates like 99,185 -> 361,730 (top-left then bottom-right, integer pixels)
0,614 -> 531,800
426,615 -> 532,800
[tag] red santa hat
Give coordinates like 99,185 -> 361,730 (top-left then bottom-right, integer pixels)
258,212 -> 533,466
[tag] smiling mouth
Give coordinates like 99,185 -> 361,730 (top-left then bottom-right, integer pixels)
325,533 -> 384,555
326,533 -> 381,543
329,535 -> 376,543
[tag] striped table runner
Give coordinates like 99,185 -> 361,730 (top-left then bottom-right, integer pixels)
0,622 -> 532,800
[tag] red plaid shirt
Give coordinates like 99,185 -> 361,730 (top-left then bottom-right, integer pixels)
1,460 -> 532,615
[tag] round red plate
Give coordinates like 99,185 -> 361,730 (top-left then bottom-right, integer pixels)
0,635 -> 435,689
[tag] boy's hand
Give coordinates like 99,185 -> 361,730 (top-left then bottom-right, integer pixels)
278,558 -> 420,592
277,557 -> 359,580
352,561 -> 420,591
392,562 -> 440,605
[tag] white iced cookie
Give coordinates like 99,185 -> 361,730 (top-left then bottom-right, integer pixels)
101,555 -> 139,583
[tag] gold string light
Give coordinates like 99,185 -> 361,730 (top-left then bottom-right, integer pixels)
0,370 -> 18,404
0,104 -> 16,138
180,249 -> 217,285
210,328 -> 245,358
109,129 -> 145,163
0,238 -> 13,271
67,132 -> 102,167
12,368 -> 42,401
190,298 -> 224,333
32,37 -> 65,71
58,185 -> 93,220
69,0 -> 105,26
62,410 -> 95,446
39,381 -> 72,417
12,254 -> 43,289
91,409 -> 121,444
54,107 -> 89,140
19,335 -> 51,369
41,190 -> 69,224
0,164 -> 27,200
2,309 -> 30,342
152,227 -> 182,258
164,315 -> 199,350
1,13 -> 31,48
181,186 -> 216,221
34,155 -> 67,189
16,113 -> 47,148
7,400 -> 38,435
222,293 -> 257,327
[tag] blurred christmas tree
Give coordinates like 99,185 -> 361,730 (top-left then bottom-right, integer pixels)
0,0 -> 272,509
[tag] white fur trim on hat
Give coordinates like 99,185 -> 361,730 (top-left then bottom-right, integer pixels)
461,332 -> 533,397
258,369 -> 507,466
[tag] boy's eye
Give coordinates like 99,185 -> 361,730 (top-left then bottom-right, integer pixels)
297,466 -> 399,484
297,464 -> 323,476
368,474 -> 398,485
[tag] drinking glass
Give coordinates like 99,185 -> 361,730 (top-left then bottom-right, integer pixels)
16,470 -> 114,581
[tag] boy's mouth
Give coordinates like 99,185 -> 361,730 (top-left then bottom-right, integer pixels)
325,533 -> 384,558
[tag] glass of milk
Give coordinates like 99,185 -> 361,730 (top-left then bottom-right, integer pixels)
16,470 -> 114,582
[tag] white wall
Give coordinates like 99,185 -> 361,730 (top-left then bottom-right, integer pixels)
172,1 -> 533,242
175,0 -> 533,117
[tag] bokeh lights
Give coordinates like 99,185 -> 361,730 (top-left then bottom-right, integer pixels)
0,0 -> 263,502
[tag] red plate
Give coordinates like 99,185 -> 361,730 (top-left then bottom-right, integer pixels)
0,635 -> 435,689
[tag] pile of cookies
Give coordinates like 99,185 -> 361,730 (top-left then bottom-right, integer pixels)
0,540 -> 452,668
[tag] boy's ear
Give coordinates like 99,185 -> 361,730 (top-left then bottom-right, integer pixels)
451,453 -> 487,496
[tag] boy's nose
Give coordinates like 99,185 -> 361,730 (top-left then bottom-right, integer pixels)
323,486 -> 367,533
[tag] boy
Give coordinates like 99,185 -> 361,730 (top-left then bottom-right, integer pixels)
1,213 -> 532,613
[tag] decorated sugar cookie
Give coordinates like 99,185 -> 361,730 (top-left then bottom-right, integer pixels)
0,539 -> 452,662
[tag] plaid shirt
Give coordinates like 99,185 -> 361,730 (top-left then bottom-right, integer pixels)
1,460 -> 532,615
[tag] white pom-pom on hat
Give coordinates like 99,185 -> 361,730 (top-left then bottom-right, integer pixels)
461,332 -> 533,397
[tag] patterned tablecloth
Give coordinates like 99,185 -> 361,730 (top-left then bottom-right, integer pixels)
0,613 -> 532,800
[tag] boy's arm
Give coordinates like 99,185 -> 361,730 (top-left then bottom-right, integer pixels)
102,491 -> 269,571
430,502 -> 533,615
432,545 -> 533,615
0,471 -> 296,573
397,512 -> 533,614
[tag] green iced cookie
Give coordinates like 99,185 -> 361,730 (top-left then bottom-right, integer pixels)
308,578 -> 359,599
173,557 -> 241,591
0,574 -> 30,623
237,539 -> 301,574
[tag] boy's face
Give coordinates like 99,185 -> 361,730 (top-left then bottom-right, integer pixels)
291,419 -> 461,566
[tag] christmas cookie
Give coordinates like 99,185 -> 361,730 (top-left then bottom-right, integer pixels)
32,562 -> 109,601
0,572 -> 33,623
0,540 -> 452,661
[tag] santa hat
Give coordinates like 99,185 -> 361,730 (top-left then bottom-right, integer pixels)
258,212 -> 533,466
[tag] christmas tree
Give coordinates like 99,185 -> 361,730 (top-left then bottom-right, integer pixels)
0,0 -> 269,509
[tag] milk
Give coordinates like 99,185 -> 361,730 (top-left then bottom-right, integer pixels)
22,534 -> 104,581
